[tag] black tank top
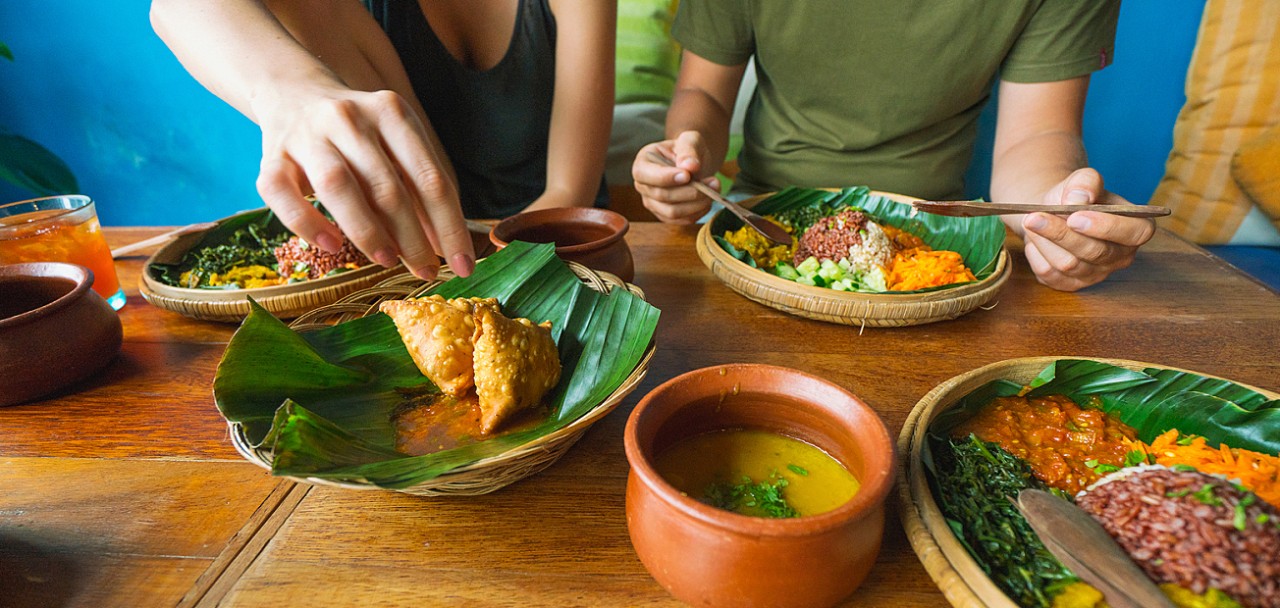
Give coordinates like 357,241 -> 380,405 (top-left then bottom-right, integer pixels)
364,0 -> 608,218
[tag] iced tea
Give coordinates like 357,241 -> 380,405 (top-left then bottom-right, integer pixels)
0,196 -> 125,310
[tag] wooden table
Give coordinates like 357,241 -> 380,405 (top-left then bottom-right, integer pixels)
2,224 -> 1277,608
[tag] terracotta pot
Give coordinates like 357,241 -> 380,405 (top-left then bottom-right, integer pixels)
489,207 -> 634,282
0,262 -> 123,407
624,364 -> 896,608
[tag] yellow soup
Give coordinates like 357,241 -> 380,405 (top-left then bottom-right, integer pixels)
654,428 -> 860,517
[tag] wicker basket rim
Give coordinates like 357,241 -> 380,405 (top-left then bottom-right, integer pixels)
896,356 -> 1280,608
225,262 -> 655,493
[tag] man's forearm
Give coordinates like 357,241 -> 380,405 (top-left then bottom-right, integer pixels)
990,130 -> 1089,233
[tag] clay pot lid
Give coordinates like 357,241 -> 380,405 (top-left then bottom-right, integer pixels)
0,262 -> 95,328
489,207 -> 629,254
625,363 -> 897,537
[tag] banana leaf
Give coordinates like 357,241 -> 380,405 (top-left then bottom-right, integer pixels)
929,359 -> 1280,455
711,186 -> 1006,293
213,241 -> 660,488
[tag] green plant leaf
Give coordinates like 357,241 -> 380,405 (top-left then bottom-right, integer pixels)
0,41 -> 12,61
0,131 -> 79,196
213,241 -> 660,488
711,187 -> 1006,293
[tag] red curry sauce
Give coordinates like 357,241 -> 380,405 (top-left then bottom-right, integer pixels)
950,394 -> 1138,494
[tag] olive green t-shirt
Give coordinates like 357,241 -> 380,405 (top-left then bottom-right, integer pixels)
672,0 -> 1120,200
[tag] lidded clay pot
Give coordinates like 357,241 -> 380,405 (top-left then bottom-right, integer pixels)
623,364 -> 895,608
489,207 -> 634,282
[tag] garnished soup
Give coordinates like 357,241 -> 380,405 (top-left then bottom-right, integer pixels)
654,428 -> 859,518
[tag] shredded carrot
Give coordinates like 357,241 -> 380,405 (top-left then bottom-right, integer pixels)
878,225 -> 977,291
886,248 -> 977,291
1129,429 -> 1280,507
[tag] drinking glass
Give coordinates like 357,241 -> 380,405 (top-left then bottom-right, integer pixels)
0,195 -> 126,310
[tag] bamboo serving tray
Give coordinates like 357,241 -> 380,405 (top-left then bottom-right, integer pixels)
896,356 -> 1280,608
227,261 -> 655,496
696,191 -> 1011,328
139,208 -> 405,322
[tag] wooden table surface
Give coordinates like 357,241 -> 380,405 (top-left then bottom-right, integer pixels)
2,224 -> 1277,608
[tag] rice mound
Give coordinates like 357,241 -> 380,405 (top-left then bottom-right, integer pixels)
1076,466 -> 1280,608
793,209 -> 893,272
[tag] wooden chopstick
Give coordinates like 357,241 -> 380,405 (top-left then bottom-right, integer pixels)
911,201 -> 1171,218
111,222 -> 218,259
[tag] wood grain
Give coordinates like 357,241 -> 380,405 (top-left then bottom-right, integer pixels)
2,225 -> 1275,608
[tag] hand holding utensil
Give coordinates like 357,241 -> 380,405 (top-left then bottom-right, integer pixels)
911,201 -> 1170,219
644,151 -> 792,246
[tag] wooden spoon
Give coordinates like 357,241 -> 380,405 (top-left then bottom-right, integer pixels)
912,201 -> 1170,218
644,152 -> 792,245
1014,489 -> 1175,608
111,222 -> 218,259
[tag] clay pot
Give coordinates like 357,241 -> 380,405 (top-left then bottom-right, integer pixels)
489,207 -> 634,282
0,262 -> 123,407
624,364 -> 896,608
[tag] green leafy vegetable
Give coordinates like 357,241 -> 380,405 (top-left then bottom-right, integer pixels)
149,208 -> 290,287
787,464 -> 809,476
927,434 -> 1078,608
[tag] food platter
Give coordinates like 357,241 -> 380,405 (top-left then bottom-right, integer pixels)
140,207 -> 404,322
696,188 -> 1011,328
898,357 -> 1280,608
214,241 -> 660,496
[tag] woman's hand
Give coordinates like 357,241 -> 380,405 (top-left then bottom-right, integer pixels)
254,86 -> 475,279
1019,168 -> 1156,291
631,131 -> 721,223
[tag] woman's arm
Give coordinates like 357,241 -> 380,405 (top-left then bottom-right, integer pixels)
991,76 -> 1155,291
525,0 -> 617,212
149,0 -> 474,278
630,50 -> 747,223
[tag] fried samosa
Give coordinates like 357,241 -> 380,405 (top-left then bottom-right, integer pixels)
379,295 -> 499,396
472,306 -> 561,434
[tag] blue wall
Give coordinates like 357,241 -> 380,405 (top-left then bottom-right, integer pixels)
1,1 -> 1205,226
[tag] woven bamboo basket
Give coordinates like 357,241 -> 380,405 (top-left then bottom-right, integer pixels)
227,261 -> 655,496
896,356 -> 1280,608
696,191 -> 1011,328
139,208 -> 406,322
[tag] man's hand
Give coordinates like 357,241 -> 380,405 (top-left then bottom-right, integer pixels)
1020,168 -> 1155,291
631,131 -> 721,223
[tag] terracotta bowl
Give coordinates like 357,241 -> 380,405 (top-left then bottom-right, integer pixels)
0,262 -> 123,406
624,364 -> 896,608
489,207 -> 634,282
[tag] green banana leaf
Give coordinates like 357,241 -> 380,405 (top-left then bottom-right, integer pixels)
710,186 -> 1006,293
213,241 -> 661,488
930,359 -> 1280,455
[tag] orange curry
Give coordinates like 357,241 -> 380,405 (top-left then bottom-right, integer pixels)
950,394 -> 1138,494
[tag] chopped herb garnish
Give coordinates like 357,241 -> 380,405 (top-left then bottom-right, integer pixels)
1171,464 -> 1198,472
703,473 -> 800,519
1084,459 -> 1121,474
1234,502 -> 1248,531
1191,484 -> 1222,506
1123,449 -> 1150,467
1176,434 -> 1195,446
1257,513 -> 1271,525
787,464 -> 809,476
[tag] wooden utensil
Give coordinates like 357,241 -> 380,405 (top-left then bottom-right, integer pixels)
644,151 -> 792,245
1014,489 -> 1175,608
911,201 -> 1171,218
111,221 -> 218,258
